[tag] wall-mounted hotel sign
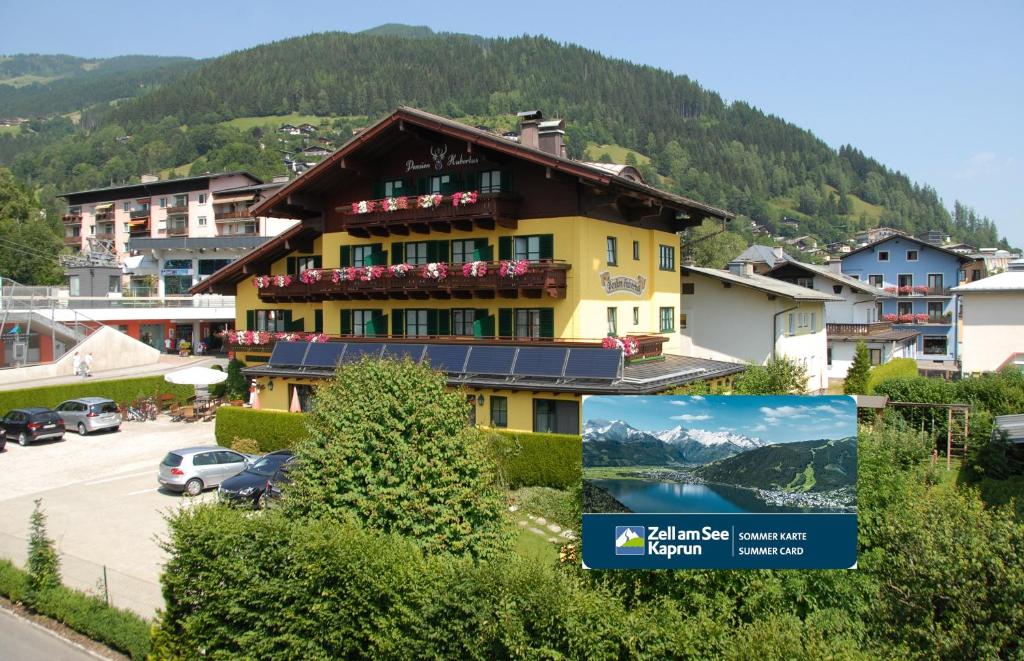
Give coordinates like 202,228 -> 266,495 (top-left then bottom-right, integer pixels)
406,145 -> 480,173
600,271 -> 647,296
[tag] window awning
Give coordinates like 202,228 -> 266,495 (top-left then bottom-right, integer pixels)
94,203 -> 114,211
128,219 -> 148,226
213,194 -> 255,204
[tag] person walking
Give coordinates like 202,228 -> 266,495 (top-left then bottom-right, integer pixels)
72,351 -> 83,377
164,337 -> 173,354
84,352 -> 94,377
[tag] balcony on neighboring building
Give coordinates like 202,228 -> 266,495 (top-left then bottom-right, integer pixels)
826,321 -> 921,343
62,214 -> 82,225
878,312 -> 955,326
129,220 -> 151,237
217,222 -> 259,237
166,204 -> 189,214
63,235 -> 82,246
254,260 -> 570,302
337,192 -> 521,238
95,211 -> 116,222
881,285 -> 954,297
129,209 -> 151,220
215,209 -> 251,221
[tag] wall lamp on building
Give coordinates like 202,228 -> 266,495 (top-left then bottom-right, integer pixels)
476,394 -> 485,406
267,380 -> 274,391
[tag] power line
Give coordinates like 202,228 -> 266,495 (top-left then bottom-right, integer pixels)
0,236 -> 64,261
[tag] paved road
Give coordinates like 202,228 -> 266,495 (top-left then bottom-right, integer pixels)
0,417 -> 221,617
0,607 -> 102,661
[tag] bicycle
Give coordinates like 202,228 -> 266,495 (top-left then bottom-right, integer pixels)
126,401 -> 149,422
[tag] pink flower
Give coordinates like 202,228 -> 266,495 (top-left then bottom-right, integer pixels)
913,285 -> 929,295
884,286 -> 897,294
499,259 -> 529,278
420,262 -> 448,280
389,263 -> 413,277
914,313 -> 929,323
882,313 -> 898,322
462,261 -> 488,277
898,286 -> 913,295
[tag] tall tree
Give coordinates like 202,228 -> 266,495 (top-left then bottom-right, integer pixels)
844,341 -> 872,395
0,168 -> 65,285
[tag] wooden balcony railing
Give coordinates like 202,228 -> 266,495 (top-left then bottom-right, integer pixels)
882,286 -> 953,297
166,205 -> 189,214
129,209 -> 150,220
631,334 -> 668,361
94,232 -> 115,241
338,192 -> 520,237
62,214 -> 82,224
215,210 -> 252,221
826,322 -> 894,336
95,211 -> 115,221
255,261 -> 570,302
129,224 -> 151,237
63,236 -> 82,245
166,226 -> 189,237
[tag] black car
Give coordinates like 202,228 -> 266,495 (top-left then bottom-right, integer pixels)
218,450 -> 294,509
0,408 -> 65,446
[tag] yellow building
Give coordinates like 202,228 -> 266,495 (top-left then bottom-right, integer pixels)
194,107 -> 743,432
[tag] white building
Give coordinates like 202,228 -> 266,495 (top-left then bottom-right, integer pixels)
951,260 -> 1024,375
764,259 -> 919,379
679,262 -> 840,393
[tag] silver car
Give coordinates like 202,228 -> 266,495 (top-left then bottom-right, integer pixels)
55,397 -> 121,436
158,447 -> 254,496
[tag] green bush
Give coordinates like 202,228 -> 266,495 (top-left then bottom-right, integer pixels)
845,341 -> 871,394
214,406 -> 307,452
488,430 -> 582,489
223,358 -> 248,401
734,356 -> 808,394
0,376 -> 193,412
865,358 -> 919,394
26,500 -> 60,602
230,437 -> 261,455
283,358 -> 511,559
0,560 -> 151,660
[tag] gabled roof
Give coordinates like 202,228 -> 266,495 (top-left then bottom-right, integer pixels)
682,265 -> 843,301
734,244 -> 794,267
841,231 -> 972,263
61,171 -> 261,200
252,106 -> 734,221
767,260 -> 887,297
952,270 -> 1024,293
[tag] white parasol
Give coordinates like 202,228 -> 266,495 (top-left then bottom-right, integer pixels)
165,366 -> 229,401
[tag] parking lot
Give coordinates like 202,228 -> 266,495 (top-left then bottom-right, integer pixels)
0,417 -> 221,617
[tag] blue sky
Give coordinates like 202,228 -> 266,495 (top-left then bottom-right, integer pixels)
5,1 -> 1021,246
584,395 -> 858,444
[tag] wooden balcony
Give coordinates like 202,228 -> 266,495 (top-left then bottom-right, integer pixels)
95,211 -> 116,221
166,226 -> 189,237
129,223 -> 151,237
129,209 -> 150,220
256,261 -> 570,302
215,210 -> 251,221
338,192 -> 520,238
63,235 -> 82,245
94,232 -> 115,241
62,214 -> 82,224
166,205 -> 189,214
826,322 -> 895,336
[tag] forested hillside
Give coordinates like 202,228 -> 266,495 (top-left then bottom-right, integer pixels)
0,28 -> 1013,285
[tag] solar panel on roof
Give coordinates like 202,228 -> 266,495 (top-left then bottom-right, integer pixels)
340,343 -> 385,362
382,344 -> 427,363
268,341 -> 309,367
465,346 -> 518,376
563,348 -> 621,380
422,345 -> 471,373
512,346 -> 568,378
303,342 -> 345,368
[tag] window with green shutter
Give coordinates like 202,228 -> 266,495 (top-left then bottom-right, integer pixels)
314,310 -> 323,333
246,310 -> 255,330
391,241 -> 404,264
340,309 -> 352,335
339,245 -> 351,267
473,309 -> 495,338
391,310 -> 404,336
498,236 -> 512,261
498,308 -> 513,338
509,235 -> 555,261
451,309 -> 475,336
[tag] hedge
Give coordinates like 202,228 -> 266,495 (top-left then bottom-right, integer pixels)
0,560 -> 152,660
0,376 -> 194,413
488,430 -> 582,489
214,406 -> 308,451
866,358 -> 919,394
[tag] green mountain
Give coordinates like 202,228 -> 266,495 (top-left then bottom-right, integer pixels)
0,25 -> 1013,263
583,440 -> 690,468
696,437 -> 856,493
0,54 -> 196,118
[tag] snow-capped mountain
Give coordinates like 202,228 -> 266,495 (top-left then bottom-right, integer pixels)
584,418 -> 766,465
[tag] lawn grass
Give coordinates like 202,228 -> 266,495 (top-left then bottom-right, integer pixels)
0,74 -> 61,87
158,160 -> 197,179
584,142 -> 651,165
508,486 -> 576,530
824,184 -> 884,222
514,527 -> 560,564
0,124 -> 21,136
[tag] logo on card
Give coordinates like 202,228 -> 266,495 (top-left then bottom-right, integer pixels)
614,525 -> 646,555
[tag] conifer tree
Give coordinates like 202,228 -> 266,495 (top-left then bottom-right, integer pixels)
844,341 -> 872,395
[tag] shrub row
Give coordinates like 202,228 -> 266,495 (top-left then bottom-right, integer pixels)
0,560 -> 151,660
865,358 -> 919,394
214,406 -> 308,451
152,506 -> 876,660
0,376 -> 193,413
487,430 -> 582,489
214,407 -> 582,488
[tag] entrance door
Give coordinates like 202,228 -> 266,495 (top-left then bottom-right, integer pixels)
139,324 -> 164,351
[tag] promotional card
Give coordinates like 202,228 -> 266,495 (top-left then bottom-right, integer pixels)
582,395 -> 858,569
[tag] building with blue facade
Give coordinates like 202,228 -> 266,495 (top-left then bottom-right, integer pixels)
840,233 -> 971,364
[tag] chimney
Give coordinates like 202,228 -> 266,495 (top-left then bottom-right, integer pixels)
140,174 -> 158,183
538,118 -> 566,158
517,110 -> 542,149
828,257 -> 843,274
727,261 -> 754,277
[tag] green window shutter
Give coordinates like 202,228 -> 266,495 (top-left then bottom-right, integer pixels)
438,309 -> 451,336
498,236 -> 512,260
435,240 -> 449,263
426,309 -> 439,336
246,310 -> 255,330
314,310 -> 323,333
313,256 -> 322,269
369,243 -> 384,265
441,175 -> 460,194
538,235 -> 554,261
539,308 -> 554,338
498,308 -> 513,338
340,309 -> 352,335
391,242 -> 404,264
501,169 -> 511,193
281,310 -> 293,331
290,316 -> 304,332
339,245 -> 351,267
474,309 -> 494,338
392,310 -> 405,336
372,182 -> 384,198
473,238 -> 491,261
286,257 -> 296,274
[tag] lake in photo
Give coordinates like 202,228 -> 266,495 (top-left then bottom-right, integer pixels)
588,478 -> 837,514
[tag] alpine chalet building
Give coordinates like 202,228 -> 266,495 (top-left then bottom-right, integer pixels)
194,108 -> 742,432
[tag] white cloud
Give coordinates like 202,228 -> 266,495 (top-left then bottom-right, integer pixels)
751,424 -> 767,432
671,414 -> 711,422
670,400 -> 688,406
815,405 -> 842,415
955,151 -> 1015,181
691,395 -> 705,401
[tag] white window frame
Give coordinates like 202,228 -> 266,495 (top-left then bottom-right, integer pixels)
906,249 -> 918,261
877,250 -> 890,262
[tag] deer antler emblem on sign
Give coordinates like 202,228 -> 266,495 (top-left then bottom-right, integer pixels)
430,144 -> 448,171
